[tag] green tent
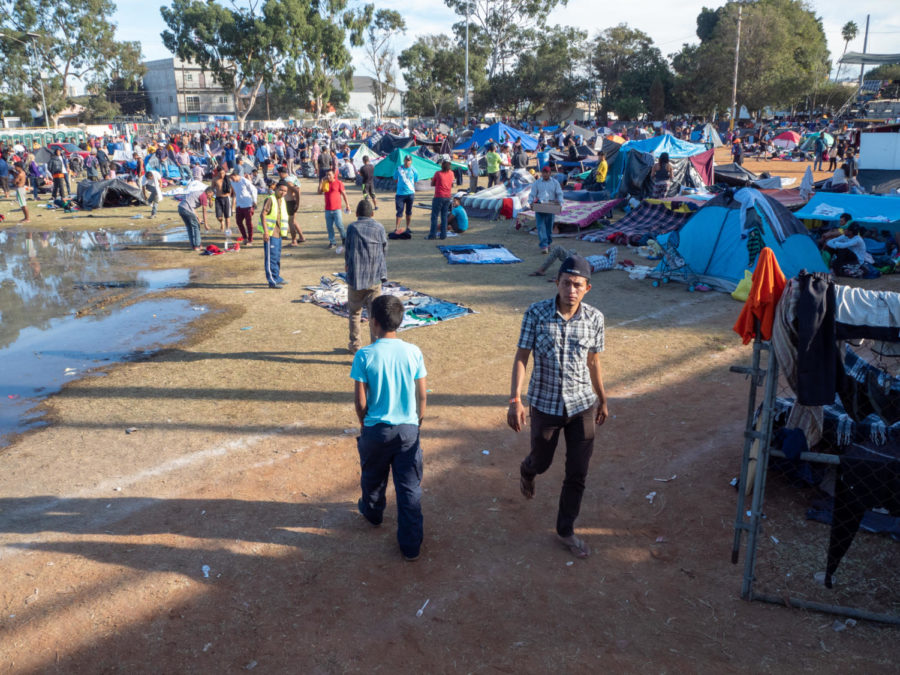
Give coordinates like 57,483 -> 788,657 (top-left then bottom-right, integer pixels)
374,147 -> 442,181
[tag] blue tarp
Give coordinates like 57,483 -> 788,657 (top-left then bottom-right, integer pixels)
794,193 -> 900,226
453,122 -> 539,152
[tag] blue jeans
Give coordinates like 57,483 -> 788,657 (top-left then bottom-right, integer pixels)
179,208 -> 202,248
264,236 -> 284,286
357,423 -> 423,558
324,209 -> 346,245
30,175 -> 40,199
428,197 -> 450,238
535,212 -> 555,250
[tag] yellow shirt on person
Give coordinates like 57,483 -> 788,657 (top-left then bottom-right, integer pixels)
596,159 -> 608,184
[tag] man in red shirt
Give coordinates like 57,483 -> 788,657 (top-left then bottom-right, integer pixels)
318,168 -> 351,248
427,160 -> 455,240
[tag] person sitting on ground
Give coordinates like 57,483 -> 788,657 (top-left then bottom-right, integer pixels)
824,221 -> 880,279
448,195 -> 469,233
528,245 -> 617,278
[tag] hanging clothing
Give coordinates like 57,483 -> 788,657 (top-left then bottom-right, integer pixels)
733,247 -> 787,344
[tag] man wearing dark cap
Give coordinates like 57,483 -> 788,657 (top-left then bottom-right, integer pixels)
507,254 -> 609,559
344,199 -> 388,354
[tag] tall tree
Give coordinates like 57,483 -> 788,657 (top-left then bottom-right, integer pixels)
362,9 -> 406,121
0,0 -> 144,126
444,0 -> 568,78
400,34 -> 480,118
161,0 -> 308,128
281,1 -> 372,117
833,20 -> 859,82
591,24 -> 670,122
671,0 -> 830,118
399,35 -> 460,118
478,26 -> 587,119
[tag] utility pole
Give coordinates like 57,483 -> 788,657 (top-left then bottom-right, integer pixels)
464,0 -> 470,125
857,14 -> 870,91
729,4 -> 743,132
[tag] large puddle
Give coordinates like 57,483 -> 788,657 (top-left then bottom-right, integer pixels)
0,227 -> 206,447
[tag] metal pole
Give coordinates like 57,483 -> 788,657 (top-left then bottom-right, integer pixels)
26,33 -> 49,129
857,14 -> 870,91
730,5 -> 743,132
464,0 -> 470,125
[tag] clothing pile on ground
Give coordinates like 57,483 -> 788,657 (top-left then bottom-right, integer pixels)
300,275 -> 474,330
437,244 -> 521,264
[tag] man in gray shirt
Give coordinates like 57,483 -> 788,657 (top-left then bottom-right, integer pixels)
529,165 -> 565,254
344,199 -> 388,354
178,185 -> 215,251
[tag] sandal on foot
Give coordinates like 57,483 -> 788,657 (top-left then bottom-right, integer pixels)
520,473 -> 535,500
558,535 -> 590,559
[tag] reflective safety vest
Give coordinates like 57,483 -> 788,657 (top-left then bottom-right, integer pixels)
258,194 -> 289,237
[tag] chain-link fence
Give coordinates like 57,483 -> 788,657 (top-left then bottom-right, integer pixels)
732,337 -> 900,625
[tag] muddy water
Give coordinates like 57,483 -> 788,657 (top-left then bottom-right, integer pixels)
0,227 -> 205,447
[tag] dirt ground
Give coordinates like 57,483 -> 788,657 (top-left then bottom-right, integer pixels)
0,159 -> 898,673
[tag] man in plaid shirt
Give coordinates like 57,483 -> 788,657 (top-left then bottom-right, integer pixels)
507,254 -> 609,559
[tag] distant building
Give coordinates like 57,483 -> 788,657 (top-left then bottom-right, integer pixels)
345,75 -> 403,119
142,58 -> 236,123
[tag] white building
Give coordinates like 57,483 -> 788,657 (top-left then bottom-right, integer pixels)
344,75 -> 403,119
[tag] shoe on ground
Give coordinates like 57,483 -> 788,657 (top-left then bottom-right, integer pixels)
425,235 -> 436,240
541,247 -> 549,255
327,242 -> 336,249
268,283 -> 283,289
357,498 -> 381,527
403,552 -> 420,562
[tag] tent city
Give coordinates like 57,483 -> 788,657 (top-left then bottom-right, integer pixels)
1,0 -> 900,671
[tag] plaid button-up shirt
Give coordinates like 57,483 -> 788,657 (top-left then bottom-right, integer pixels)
517,297 -> 605,416
344,217 -> 388,290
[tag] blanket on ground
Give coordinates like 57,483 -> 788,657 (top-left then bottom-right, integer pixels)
300,275 -> 474,329
437,244 -> 522,264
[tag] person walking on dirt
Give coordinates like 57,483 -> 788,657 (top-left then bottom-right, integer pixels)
352,294 -> 428,562
358,155 -> 377,211
276,165 -> 304,245
212,166 -> 233,232
12,162 -> 31,223
344,199 -> 387,354
507,254 -> 609,559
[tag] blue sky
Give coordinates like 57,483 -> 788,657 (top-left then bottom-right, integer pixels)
114,0 -> 899,84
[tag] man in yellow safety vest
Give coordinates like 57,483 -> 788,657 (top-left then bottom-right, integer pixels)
259,180 -> 290,289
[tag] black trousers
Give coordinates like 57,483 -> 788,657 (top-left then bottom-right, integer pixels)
522,404 -> 596,537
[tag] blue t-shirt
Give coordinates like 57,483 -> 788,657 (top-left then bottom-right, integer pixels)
394,166 -> 419,196
536,150 -> 550,171
350,338 -> 426,426
0,158 -> 8,177
452,205 -> 468,231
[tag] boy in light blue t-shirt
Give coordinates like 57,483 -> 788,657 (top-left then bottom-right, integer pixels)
351,295 -> 428,561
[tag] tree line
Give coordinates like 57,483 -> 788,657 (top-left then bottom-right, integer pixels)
0,0 -> 876,127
